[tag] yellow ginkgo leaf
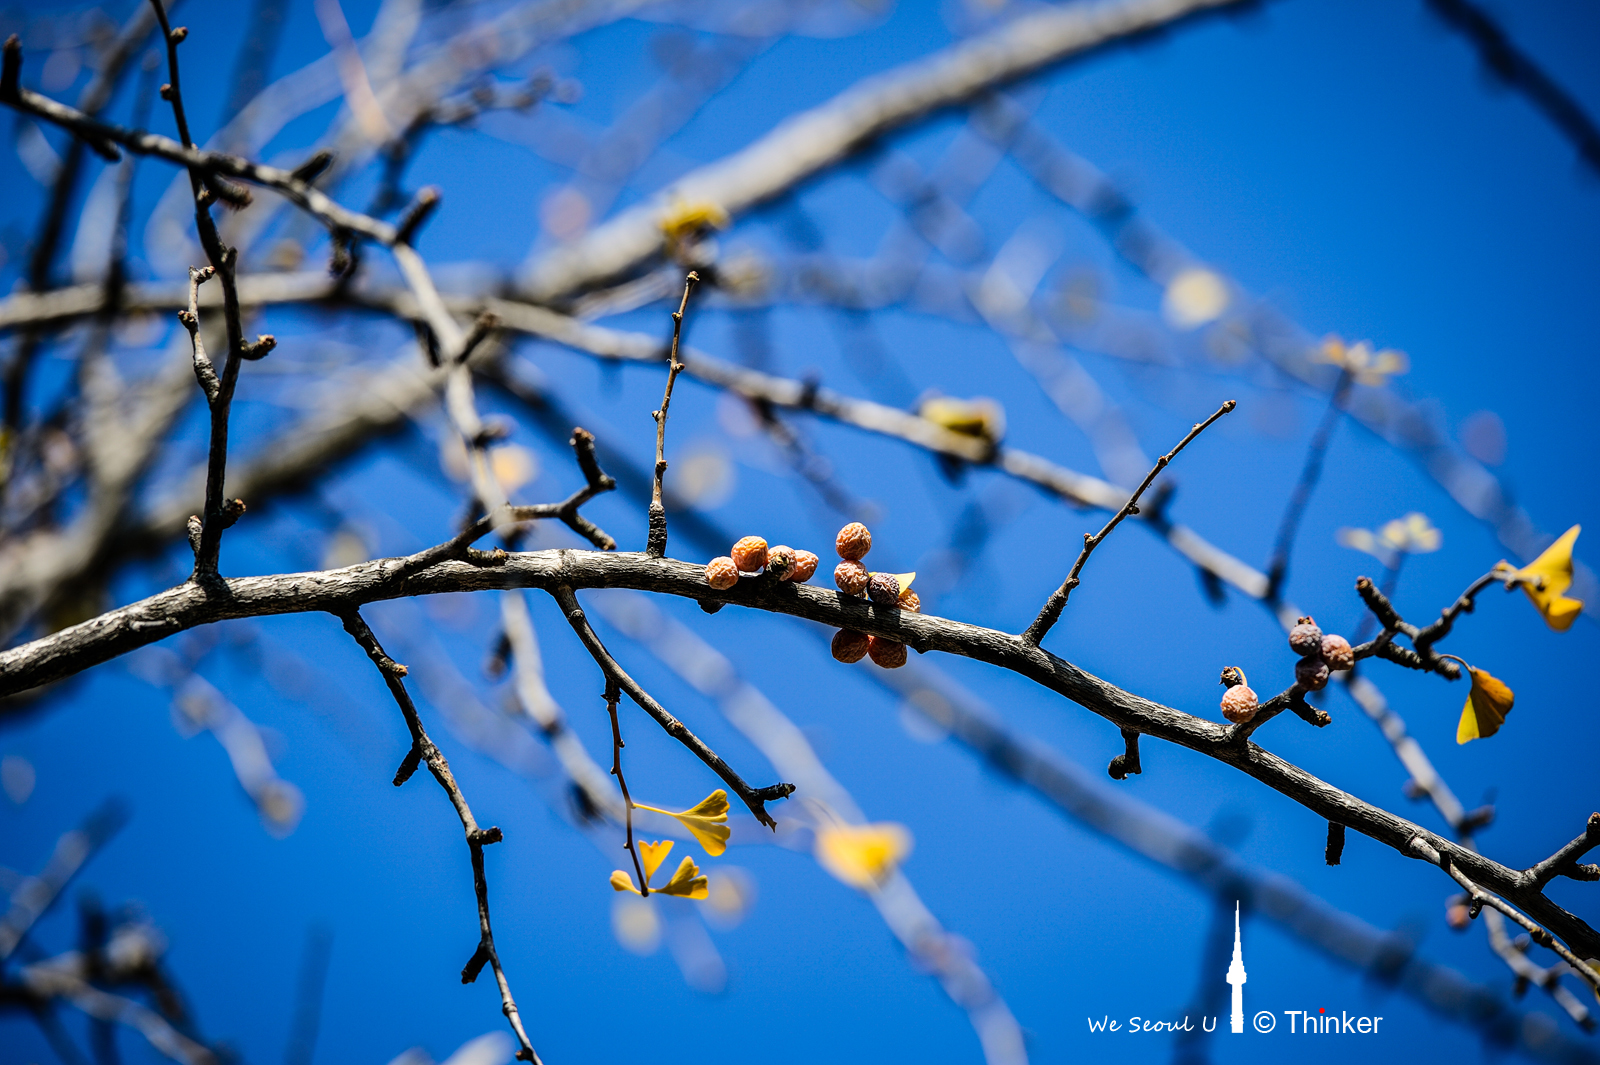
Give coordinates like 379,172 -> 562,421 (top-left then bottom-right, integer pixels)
917,396 -> 1006,444
610,869 -> 641,895
659,199 -> 729,243
637,839 -> 674,882
635,790 -> 731,856
1504,525 -> 1583,632
657,855 -> 709,899
814,822 -> 913,890
1457,666 -> 1514,744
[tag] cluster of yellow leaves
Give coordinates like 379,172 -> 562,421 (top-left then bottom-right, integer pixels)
814,822 -> 913,890
1337,512 -> 1441,561
1455,526 -> 1583,744
1318,336 -> 1408,385
608,790 -> 730,899
917,395 -> 1006,445
610,839 -> 709,899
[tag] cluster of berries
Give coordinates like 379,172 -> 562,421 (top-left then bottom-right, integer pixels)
1219,616 -> 1355,724
828,522 -> 918,669
704,537 -> 820,590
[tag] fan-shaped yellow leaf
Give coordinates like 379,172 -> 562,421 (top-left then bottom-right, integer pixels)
1509,525 -> 1583,631
814,822 -> 913,890
610,870 -> 641,895
1457,667 -> 1514,744
657,855 -> 709,899
636,790 -> 731,856
637,839 -> 674,882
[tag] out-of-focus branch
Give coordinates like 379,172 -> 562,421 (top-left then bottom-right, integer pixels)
0,801 -> 128,962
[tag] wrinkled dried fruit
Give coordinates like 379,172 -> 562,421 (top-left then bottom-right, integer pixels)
767,545 -> 797,581
1295,656 -> 1330,691
835,559 -> 869,595
1288,616 -> 1323,657
731,536 -> 768,573
835,522 -> 872,561
868,572 -> 901,606
898,589 -> 921,613
1220,684 -> 1259,724
1320,633 -> 1354,671
831,630 -> 870,664
866,636 -> 907,668
705,557 -> 739,590
790,550 -> 820,583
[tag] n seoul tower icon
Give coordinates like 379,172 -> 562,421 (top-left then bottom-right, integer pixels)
1226,901 -> 1247,1033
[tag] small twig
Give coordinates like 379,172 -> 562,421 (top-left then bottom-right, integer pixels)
1107,727 -> 1141,780
1023,399 -> 1234,645
1263,370 -> 1351,603
1527,813 -> 1600,889
176,266 -> 218,402
603,679 -> 648,894
549,585 -> 794,826
646,271 -> 699,557
1326,822 -> 1345,866
1413,569 -> 1514,657
336,610 -> 541,1064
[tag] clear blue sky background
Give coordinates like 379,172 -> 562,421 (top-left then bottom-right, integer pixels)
2,1 -> 1598,1063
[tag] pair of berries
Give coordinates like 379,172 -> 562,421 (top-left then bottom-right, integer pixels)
829,522 -> 916,669
704,537 -> 820,590
1219,616 -> 1355,724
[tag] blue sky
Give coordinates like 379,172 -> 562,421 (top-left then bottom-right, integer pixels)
2,1 -> 1598,1063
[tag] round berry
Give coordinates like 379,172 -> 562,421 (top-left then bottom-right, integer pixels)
898,589 -> 921,613
1295,656 -> 1330,691
1288,616 -> 1323,657
731,536 -> 768,573
831,630 -> 870,664
1320,633 -> 1354,671
767,545 -> 797,581
835,522 -> 872,561
1445,902 -> 1472,931
790,549 -> 820,583
866,636 -> 907,669
1221,684 -> 1259,724
868,572 -> 901,606
704,557 -> 739,590
835,560 -> 869,595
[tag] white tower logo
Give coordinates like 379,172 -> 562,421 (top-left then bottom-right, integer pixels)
1226,900 -> 1247,1033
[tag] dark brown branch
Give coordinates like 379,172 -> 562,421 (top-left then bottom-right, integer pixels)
1528,813 -> 1600,889
603,679 -> 648,894
1022,398 -> 1234,645
1413,569 -> 1508,657
1326,822 -> 1345,866
646,272 -> 698,557
336,609 -> 540,1064
549,584 -> 793,827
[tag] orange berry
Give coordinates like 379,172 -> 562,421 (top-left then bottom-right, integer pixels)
705,557 -> 739,590
834,560 -> 869,595
790,550 -> 819,583
835,522 -> 871,561
1320,634 -> 1354,671
866,636 -> 907,668
898,589 -> 921,613
767,545 -> 797,580
831,630 -> 870,663
731,536 -> 768,572
1288,616 -> 1323,657
1220,685 -> 1258,723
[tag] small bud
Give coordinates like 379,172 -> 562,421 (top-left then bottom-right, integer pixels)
704,556 -> 739,590
1295,656 -> 1330,691
834,559 -> 869,596
868,572 -> 901,606
831,630 -> 870,664
866,636 -> 907,669
1320,633 -> 1354,671
1220,684 -> 1258,724
766,545 -> 797,581
835,521 -> 872,561
898,589 -> 921,613
790,549 -> 819,583
1288,616 -> 1323,657
730,536 -> 768,573
169,26 -> 188,43
160,83 -> 173,100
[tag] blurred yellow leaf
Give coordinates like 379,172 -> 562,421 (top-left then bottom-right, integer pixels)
918,396 -> 1005,444
1318,335 -> 1408,385
1161,267 -> 1229,330
636,790 -> 731,856
1457,666 -> 1514,744
660,199 -> 729,244
1501,525 -> 1583,632
814,822 -> 912,890
610,870 -> 641,895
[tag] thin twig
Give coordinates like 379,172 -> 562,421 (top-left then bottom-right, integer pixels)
603,679 -> 648,894
336,609 -> 541,1064
549,584 -> 794,827
646,271 -> 698,557
1022,399 -> 1234,645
